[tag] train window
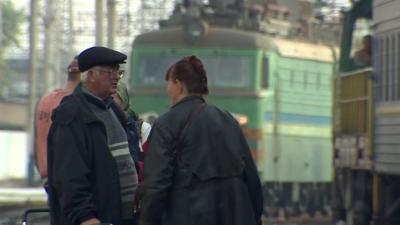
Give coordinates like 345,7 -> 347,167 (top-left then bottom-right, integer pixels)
350,19 -> 372,69
137,55 -> 181,85
385,35 -> 390,101
375,37 -> 385,101
375,37 -> 383,102
398,33 -> 400,99
136,54 -> 252,88
389,34 -> 393,101
307,72 -> 318,90
202,56 -> 251,88
374,32 -> 400,103
385,35 -> 389,101
277,68 -> 292,88
394,33 -> 399,101
390,34 -> 396,101
375,35 -> 390,102
261,57 -> 269,89
293,70 -> 304,90
290,70 -> 294,88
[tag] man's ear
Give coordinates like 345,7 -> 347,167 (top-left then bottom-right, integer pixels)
87,70 -> 96,82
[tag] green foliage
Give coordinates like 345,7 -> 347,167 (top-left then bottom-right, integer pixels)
0,1 -> 24,98
1,1 -> 24,50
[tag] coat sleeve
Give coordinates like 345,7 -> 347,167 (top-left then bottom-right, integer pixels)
138,121 -> 175,225
240,132 -> 264,224
48,121 -> 97,225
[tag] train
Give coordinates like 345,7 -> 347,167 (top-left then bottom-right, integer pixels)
333,0 -> 400,224
127,0 -> 338,217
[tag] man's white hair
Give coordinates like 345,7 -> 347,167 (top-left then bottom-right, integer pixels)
81,70 -> 91,82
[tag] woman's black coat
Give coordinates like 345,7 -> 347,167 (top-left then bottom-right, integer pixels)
138,96 -> 263,225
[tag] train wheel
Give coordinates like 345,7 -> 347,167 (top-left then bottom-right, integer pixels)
377,176 -> 400,225
298,183 -> 317,217
332,169 -> 346,222
262,183 -> 280,217
344,171 -> 372,225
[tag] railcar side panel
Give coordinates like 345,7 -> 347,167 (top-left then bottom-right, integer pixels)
373,0 -> 400,176
263,53 -> 334,182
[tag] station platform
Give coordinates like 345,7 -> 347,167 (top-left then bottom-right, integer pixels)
0,179 -> 46,205
0,187 -> 46,205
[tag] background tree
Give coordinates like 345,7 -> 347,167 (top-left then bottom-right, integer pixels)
0,1 -> 25,98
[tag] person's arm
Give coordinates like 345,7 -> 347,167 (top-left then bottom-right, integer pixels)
137,121 -> 175,225
49,122 -> 99,224
34,97 -> 51,178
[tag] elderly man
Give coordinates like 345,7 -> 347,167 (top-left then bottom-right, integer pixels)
47,46 -> 138,225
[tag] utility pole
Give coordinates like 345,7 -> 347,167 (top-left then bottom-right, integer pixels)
0,5 -> 2,50
124,0 -> 131,48
43,0 -> 56,93
0,4 -> 2,98
107,0 -> 116,48
52,0 -> 64,89
27,0 -> 39,186
140,0 -> 146,33
96,0 -> 104,45
67,0 -> 75,57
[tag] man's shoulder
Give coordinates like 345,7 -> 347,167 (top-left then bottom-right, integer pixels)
37,88 -> 71,106
51,95 -> 80,125
42,88 -> 71,99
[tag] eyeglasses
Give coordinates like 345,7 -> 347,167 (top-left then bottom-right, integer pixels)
93,68 -> 125,78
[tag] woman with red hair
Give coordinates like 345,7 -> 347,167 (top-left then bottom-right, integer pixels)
136,56 -> 263,225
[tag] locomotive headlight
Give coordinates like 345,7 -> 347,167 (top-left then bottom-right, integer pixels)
238,116 -> 248,126
183,19 -> 208,43
231,113 -> 248,126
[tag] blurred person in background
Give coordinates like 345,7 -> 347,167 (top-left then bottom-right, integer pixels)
47,46 -> 138,225
135,55 -> 263,225
112,82 -> 151,181
353,34 -> 372,67
34,56 -> 81,184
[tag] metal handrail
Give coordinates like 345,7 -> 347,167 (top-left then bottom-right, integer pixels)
21,208 -> 49,225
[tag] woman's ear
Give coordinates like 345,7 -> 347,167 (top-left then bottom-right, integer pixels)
176,79 -> 187,94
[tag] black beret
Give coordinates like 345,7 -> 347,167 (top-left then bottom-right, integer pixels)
78,46 -> 127,72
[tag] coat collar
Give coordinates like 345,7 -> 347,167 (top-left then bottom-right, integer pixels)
171,95 -> 205,109
81,86 -> 113,109
72,83 -> 128,125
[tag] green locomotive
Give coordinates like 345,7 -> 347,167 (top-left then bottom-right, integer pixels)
128,0 -> 337,216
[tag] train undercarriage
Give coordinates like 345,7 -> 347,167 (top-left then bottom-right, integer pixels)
262,182 -> 332,219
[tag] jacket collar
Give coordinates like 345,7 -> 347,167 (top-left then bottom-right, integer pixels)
72,83 -> 128,125
171,95 -> 205,109
81,87 -> 113,109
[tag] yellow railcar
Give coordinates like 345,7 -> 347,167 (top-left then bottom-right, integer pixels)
333,0 -> 400,224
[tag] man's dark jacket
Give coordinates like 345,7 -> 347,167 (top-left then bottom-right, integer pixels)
47,85 -> 131,225
138,96 -> 263,225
